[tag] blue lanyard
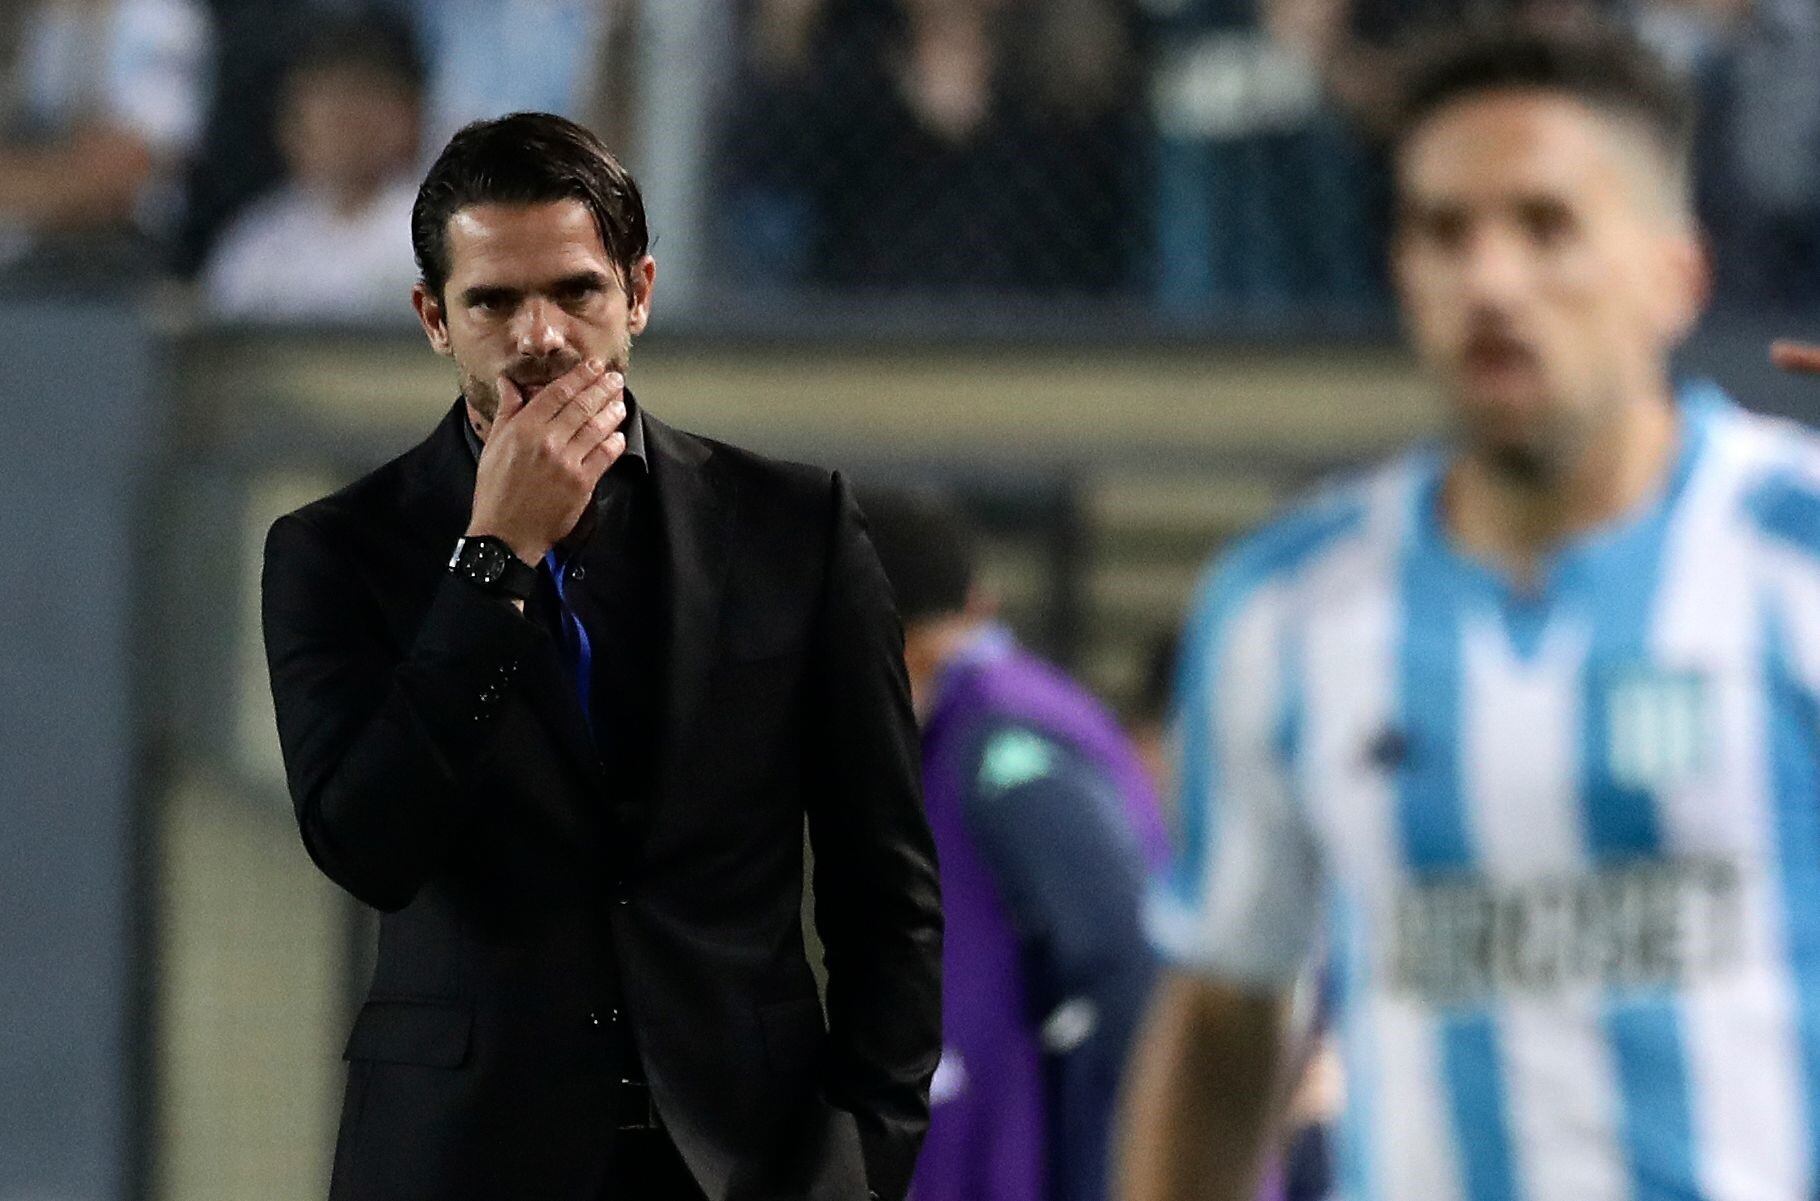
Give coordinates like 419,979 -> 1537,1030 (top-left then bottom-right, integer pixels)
544,549 -> 593,726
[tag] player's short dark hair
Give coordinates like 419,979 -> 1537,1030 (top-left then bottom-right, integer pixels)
286,11 -> 425,96
1389,21 -> 1694,184
412,112 -> 649,302
855,486 -> 976,624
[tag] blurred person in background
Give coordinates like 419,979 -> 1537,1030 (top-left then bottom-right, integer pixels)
1639,0 -> 1820,311
181,0 -> 629,279
199,12 -> 422,320
261,112 -> 941,1201
404,0 -> 622,161
1146,0 -> 1386,314
0,0 -> 211,282
860,485 -> 1164,1201
1123,20 -> 1820,1201
721,0 -> 1147,294
710,0 -> 829,284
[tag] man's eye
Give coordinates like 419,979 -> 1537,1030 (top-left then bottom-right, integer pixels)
1521,202 -> 1575,247
1422,213 -> 1468,250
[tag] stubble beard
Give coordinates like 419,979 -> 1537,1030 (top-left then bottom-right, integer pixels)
1454,388 -> 1608,495
1476,439 -> 1558,488
460,332 -> 634,426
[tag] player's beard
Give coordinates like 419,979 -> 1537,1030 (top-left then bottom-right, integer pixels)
461,331 -> 634,425
1452,386 -> 1612,492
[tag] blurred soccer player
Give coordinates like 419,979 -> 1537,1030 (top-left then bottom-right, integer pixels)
1122,22 -> 1820,1201
860,485 -> 1165,1201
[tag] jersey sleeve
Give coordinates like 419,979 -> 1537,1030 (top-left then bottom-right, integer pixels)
962,726 -> 1156,1012
1146,554 -> 1325,990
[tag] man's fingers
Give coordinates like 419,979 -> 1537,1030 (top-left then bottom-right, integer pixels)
530,359 -> 608,422
546,369 -> 623,440
579,429 -> 627,476
1772,341 -> 1820,375
568,396 -> 628,450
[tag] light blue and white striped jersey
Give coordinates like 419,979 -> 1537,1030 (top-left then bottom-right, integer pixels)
1152,384 -> 1820,1201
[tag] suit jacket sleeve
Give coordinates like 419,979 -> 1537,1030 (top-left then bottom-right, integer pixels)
261,511 -> 543,911
801,471 -> 943,1201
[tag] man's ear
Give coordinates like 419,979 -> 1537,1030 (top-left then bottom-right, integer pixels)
626,255 -> 657,336
412,282 -> 453,358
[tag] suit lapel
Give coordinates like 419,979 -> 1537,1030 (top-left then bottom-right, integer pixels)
645,413 -> 734,789
402,401 -> 607,793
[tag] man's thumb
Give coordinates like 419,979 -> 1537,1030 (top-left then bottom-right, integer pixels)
495,375 -> 526,423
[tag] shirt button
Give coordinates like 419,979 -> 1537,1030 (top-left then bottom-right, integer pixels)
569,564 -> 587,582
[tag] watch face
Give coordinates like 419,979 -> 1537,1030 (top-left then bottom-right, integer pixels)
472,541 -> 507,583
457,537 -> 507,584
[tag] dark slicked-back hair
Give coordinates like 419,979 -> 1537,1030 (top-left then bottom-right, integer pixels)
1390,21 -> 1695,191
411,112 -> 649,302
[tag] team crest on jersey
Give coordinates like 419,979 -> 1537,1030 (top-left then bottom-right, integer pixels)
1603,667 -> 1710,793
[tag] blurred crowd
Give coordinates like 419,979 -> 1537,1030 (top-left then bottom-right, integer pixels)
3,0 -> 1815,318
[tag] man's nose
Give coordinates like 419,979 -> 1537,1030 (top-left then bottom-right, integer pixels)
1459,225 -> 1530,307
510,298 -> 566,357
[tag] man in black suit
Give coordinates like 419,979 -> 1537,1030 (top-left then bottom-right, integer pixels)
260,112 -> 942,1201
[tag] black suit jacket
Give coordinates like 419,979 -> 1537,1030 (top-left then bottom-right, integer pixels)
261,402 -> 942,1201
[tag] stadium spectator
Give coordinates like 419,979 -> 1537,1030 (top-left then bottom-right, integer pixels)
1123,21 -> 1820,1201
860,485 -> 1164,1201
199,13 -> 422,320
710,0 -> 830,285
1147,0 -> 1385,314
0,0 -> 211,284
727,0 -> 1146,295
403,0 -> 618,160
179,0 -> 624,281
1642,0 -> 1820,310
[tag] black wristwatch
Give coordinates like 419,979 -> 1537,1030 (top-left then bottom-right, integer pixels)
448,535 -> 537,601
